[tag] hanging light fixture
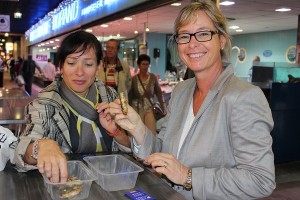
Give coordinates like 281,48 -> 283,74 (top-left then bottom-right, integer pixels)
117,21 -> 121,37
134,15 -> 138,34
146,12 -> 150,32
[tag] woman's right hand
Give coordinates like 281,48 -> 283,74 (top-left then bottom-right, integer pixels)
31,139 -> 68,183
107,99 -> 146,144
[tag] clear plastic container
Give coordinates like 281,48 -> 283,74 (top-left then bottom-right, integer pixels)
42,160 -> 96,200
83,155 -> 144,191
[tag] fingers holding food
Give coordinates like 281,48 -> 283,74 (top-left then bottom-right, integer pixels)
119,92 -> 128,115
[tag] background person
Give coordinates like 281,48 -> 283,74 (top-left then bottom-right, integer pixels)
247,55 -> 261,82
14,31 -> 130,183
43,58 -> 57,87
8,55 -> 15,81
129,54 -> 166,134
107,2 -> 275,199
14,56 -> 23,76
98,39 -> 131,95
21,55 -> 42,95
0,56 -> 3,68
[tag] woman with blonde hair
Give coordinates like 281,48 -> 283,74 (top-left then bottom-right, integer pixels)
107,1 -> 275,199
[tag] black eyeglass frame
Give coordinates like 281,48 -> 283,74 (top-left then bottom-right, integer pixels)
174,30 -> 219,44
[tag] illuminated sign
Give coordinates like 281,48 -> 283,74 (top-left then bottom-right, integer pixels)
26,0 -> 148,45
52,0 -> 79,31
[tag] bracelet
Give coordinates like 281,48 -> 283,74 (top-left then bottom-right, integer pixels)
183,168 -> 192,191
31,138 -> 44,160
107,128 -> 122,137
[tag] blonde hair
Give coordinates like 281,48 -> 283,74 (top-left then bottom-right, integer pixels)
172,1 -> 232,62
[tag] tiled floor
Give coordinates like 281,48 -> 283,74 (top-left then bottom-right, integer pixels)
2,70 -> 300,199
260,160 -> 300,200
1,70 -> 41,97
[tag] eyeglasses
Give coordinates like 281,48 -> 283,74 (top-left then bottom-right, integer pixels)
174,30 -> 219,44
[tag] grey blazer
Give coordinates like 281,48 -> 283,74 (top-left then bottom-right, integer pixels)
134,65 -> 275,200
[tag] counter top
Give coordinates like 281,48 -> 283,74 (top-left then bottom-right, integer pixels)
0,154 -> 185,200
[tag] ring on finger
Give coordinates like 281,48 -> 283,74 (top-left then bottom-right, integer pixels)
163,161 -> 168,168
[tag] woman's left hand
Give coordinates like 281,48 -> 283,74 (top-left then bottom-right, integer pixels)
144,152 -> 188,185
96,102 -> 117,133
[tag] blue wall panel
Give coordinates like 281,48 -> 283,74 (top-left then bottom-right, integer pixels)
231,29 -> 297,78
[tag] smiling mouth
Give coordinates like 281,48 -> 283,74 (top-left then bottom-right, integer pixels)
189,53 -> 206,58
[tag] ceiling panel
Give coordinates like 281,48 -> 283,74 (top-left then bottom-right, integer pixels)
0,0 -> 299,46
0,0 -> 62,34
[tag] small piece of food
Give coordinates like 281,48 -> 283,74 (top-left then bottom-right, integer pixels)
119,92 -> 128,115
59,177 -> 82,198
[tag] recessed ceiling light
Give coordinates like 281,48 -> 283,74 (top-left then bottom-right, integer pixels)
275,8 -> 291,12
229,25 -> 240,29
101,24 -> 108,28
220,1 -> 235,6
236,29 -> 243,32
171,3 -> 181,6
85,29 -> 93,32
123,17 -> 132,20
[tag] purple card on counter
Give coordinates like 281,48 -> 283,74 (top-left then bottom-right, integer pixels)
125,189 -> 156,200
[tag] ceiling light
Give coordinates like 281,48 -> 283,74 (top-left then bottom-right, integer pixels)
85,29 -> 93,32
236,29 -> 243,32
4,33 -> 9,37
229,25 -> 240,29
275,8 -> 291,12
171,3 -> 181,6
219,1 -> 235,6
14,11 -> 22,19
146,12 -> 150,32
101,24 -> 108,28
123,17 -> 132,20
134,16 -> 138,34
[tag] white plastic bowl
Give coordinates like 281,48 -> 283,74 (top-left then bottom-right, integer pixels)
42,160 -> 96,200
83,155 -> 144,191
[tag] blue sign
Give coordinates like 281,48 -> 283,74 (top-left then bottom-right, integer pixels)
26,0 -> 148,45
263,50 -> 272,57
